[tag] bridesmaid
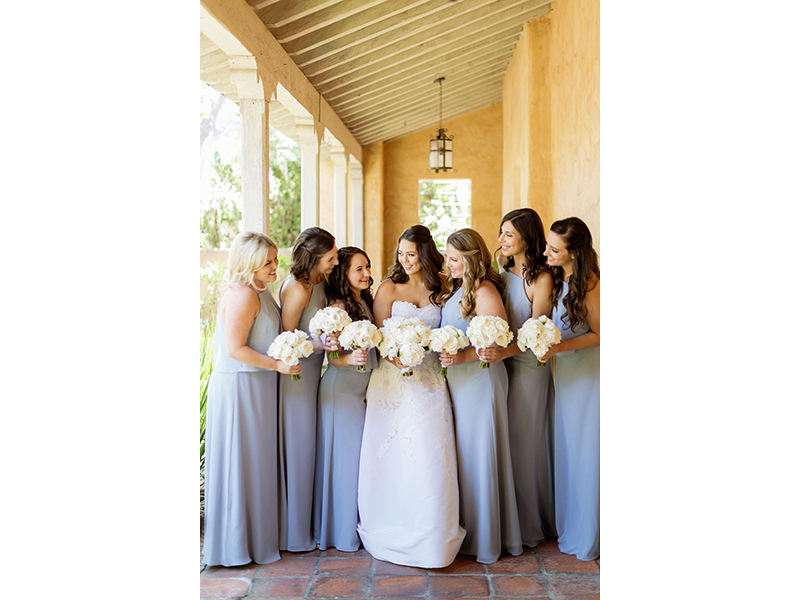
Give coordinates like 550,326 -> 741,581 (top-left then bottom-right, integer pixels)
313,247 -> 377,552
438,228 -> 523,564
490,208 -> 558,547
278,227 -> 340,552
203,232 -> 301,567
538,217 -> 600,561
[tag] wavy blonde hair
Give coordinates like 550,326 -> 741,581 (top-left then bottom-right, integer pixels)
223,231 -> 277,293
442,228 -> 504,319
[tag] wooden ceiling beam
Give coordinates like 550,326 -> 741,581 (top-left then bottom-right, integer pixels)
304,0 -> 548,81
362,92 -> 503,144
325,35 -> 518,107
348,73 -> 505,134
264,0 -> 387,42
252,0 -> 342,29
284,0 -> 481,60
246,0 -> 281,11
314,17 -> 526,94
347,69 -> 506,135
333,52 -> 513,125
359,91 -> 503,146
339,62 -> 512,131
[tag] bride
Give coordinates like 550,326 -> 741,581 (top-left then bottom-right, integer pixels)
357,225 -> 466,568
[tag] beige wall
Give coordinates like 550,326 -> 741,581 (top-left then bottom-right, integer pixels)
378,101 -> 504,275
363,142 -> 385,279
502,0 -> 600,253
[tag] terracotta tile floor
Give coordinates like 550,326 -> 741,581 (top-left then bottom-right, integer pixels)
200,538 -> 599,599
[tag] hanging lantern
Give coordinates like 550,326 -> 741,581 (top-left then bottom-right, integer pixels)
429,77 -> 453,173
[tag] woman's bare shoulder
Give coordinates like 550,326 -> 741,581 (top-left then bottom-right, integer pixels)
374,278 -> 397,298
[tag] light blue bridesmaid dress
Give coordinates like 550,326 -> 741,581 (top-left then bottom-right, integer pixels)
501,271 -> 558,547
278,277 -> 327,552
312,301 -> 378,551
442,286 -> 523,563
203,289 -> 282,566
552,279 -> 600,561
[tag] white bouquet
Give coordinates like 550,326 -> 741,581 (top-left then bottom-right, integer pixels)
465,315 -> 514,368
308,306 -> 352,359
339,320 -> 383,372
428,325 -> 470,375
267,330 -> 314,380
378,316 -> 431,377
517,315 -> 562,367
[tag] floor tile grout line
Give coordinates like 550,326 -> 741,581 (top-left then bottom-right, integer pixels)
367,555 -> 375,599
303,551 -> 322,599
425,564 -> 431,600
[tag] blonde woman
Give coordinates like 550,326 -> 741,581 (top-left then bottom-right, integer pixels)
439,228 -> 522,564
202,231 -> 300,567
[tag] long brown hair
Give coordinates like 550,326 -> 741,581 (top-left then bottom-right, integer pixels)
548,217 -> 600,332
385,224 -> 444,306
442,228 -> 504,319
327,247 -> 374,321
290,227 -> 336,283
497,208 -> 549,286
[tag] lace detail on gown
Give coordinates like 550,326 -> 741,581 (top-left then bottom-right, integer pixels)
367,301 -> 450,467
358,301 -> 465,567
369,301 -> 445,394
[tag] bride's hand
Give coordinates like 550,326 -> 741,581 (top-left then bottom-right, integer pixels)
385,356 -> 405,370
439,351 -> 464,368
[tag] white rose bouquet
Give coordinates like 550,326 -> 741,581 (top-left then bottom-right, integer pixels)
267,330 -> 315,380
465,315 -> 514,368
338,320 -> 383,371
308,306 -> 352,359
428,325 -> 470,375
378,316 -> 431,377
517,315 -> 562,367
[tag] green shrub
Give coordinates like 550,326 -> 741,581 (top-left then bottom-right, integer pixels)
199,320 -> 215,513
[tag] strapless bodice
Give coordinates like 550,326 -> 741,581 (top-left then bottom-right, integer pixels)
390,300 -> 441,329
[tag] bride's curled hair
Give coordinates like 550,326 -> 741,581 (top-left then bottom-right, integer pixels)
327,247 -> 374,321
442,228 -> 504,319
386,224 -> 444,306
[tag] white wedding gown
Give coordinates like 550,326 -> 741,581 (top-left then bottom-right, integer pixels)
356,301 -> 466,568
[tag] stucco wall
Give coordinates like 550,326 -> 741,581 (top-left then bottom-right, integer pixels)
502,0 -> 600,252
379,102 -> 504,275
363,142 -> 385,279
550,0 -> 600,251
